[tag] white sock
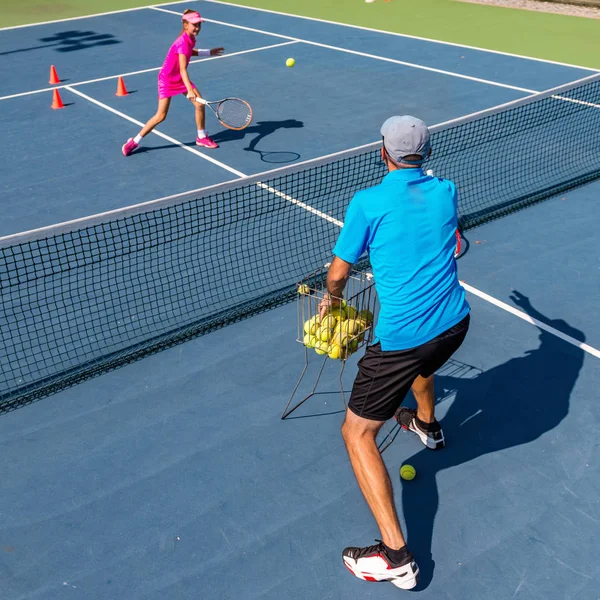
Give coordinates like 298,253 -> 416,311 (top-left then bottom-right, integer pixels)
197,129 -> 207,139
133,134 -> 143,144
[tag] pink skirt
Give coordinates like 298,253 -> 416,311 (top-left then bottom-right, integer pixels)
158,72 -> 195,100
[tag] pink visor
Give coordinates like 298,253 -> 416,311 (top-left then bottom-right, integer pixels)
182,11 -> 203,24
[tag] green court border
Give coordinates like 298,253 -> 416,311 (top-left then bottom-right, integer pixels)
1,0 -> 598,69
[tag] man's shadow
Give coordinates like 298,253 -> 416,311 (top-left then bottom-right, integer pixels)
212,119 -> 304,164
401,292 -> 585,589
0,31 -> 120,57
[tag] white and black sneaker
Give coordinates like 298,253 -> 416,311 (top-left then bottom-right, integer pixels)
395,407 -> 445,450
342,540 -> 419,589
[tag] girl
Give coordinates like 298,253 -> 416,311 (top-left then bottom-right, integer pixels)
122,9 -> 225,156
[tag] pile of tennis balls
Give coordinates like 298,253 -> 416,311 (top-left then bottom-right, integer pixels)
302,302 -> 374,360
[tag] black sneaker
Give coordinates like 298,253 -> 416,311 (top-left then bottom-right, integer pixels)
342,540 -> 419,589
395,407 -> 445,450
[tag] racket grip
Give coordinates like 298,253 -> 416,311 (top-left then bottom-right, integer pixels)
194,97 -> 207,105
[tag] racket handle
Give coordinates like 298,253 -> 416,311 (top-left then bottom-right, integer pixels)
194,97 -> 207,105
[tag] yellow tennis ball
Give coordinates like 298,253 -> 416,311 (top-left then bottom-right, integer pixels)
345,305 -> 358,319
303,316 -> 320,336
400,464 -> 416,481
328,344 -> 342,360
330,307 -> 347,321
286,58 -> 295,67
359,309 -> 374,325
314,340 -> 329,355
297,284 -> 310,295
303,333 -> 316,348
320,315 -> 337,330
318,327 -> 334,343
340,319 -> 360,337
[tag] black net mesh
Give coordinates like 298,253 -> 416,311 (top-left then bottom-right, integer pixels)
2,75 -> 600,410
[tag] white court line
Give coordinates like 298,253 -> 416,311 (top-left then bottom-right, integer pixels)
153,7 -> 538,95
203,0 -> 599,73
461,282 -> 600,359
256,183 -> 343,228
4,7 -> 597,358
551,95 -> 600,110
0,40 -> 298,102
65,86 -> 245,177
62,87 -> 340,227
0,0 -> 596,75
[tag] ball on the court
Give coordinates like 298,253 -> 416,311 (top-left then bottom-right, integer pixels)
286,58 -> 295,68
400,464 -> 416,481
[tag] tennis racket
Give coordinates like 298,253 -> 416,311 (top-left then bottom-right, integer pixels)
195,97 -> 253,130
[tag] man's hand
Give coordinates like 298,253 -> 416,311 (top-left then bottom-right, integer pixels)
319,293 -> 342,320
210,47 -> 225,56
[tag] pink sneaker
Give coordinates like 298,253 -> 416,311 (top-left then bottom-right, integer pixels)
196,136 -> 219,149
122,138 -> 139,156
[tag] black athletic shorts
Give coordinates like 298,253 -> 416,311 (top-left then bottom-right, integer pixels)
348,313 -> 470,422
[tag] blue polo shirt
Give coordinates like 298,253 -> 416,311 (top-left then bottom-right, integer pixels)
333,168 -> 470,351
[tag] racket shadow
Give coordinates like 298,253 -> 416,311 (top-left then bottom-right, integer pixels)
211,119 -> 304,156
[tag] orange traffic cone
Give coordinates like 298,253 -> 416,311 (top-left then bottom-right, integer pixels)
116,76 -> 128,96
49,65 -> 60,85
51,88 -> 65,109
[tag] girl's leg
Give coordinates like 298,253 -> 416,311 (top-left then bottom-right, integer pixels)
138,97 -> 172,139
123,97 -> 171,156
192,90 -> 219,149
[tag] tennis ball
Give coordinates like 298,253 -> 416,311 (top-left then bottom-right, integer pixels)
340,319 -> 360,337
348,337 -> 359,353
331,331 -> 349,348
286,58 -> 295,67
330,306 -> 347,321
318,326 -> 334,343
359,309 -> 374,325
303,333 -> 315,348
320,315 -> 337,330
345,305 -> 358,319
303,316 -> 320,336
314,340 -> 329,355
297,284 -> 310,295
328,344 -> 342,360
400,465 -> 416,481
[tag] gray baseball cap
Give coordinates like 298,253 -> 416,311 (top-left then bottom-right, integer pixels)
380,115 -> 431,165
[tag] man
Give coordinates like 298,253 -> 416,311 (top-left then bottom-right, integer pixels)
325,116 -> 470,590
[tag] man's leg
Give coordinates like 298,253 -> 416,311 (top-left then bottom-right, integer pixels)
411,373 -> 435,423
341,409 -> 405,549
396,315 -> 470,449
396,373 -> 445,450
340,408 -> 420,589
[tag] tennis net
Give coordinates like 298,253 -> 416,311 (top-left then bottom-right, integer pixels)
2,73 -> 600,410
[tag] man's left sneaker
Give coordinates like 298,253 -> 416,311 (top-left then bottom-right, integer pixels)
196,136 -> 219,149
342,540 -> 419,590
395,406 -> 445,450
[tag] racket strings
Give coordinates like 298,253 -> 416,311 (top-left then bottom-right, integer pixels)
217,99 -> 252,130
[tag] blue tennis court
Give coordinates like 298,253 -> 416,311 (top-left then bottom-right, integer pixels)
1,2 -> 600,599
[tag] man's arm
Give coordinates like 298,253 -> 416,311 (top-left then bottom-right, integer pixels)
320,256 -> 353,318
327,256 -> 353,300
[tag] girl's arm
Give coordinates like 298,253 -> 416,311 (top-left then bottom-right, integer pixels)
178,53 -> 198,99
192,48 -> 225,57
